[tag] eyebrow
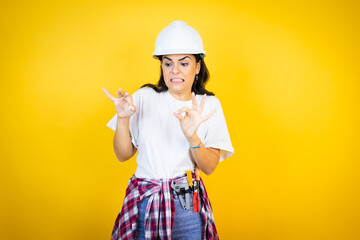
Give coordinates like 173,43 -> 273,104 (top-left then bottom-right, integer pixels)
163,56 -> 190,62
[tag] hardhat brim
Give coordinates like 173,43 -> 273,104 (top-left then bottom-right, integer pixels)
152,50 -> 206,59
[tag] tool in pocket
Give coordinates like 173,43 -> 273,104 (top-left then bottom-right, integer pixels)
171,180 -> 192,210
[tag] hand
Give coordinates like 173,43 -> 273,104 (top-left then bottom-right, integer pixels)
102,88 -> 137,118
173,92 -> 216,140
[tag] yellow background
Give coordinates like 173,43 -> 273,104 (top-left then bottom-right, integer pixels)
1,0 -> 359,239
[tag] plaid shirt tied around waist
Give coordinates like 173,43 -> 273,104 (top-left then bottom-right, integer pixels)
111,174 -> 219,240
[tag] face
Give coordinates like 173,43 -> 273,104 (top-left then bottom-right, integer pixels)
161,54 -> 201,100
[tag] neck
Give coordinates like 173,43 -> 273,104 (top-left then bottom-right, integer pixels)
168,90 -> 192,101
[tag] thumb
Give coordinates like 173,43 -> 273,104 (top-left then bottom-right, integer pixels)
129,105 -> 137,112
173,112 -> 184,121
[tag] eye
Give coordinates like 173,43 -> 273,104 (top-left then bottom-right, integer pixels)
164,63 -> 172,67
181,63 -> 188,66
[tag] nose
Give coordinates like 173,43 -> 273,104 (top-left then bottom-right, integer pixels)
172,63 -> 180,74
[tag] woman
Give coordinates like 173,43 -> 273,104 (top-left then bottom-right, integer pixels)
103,21 -> 234,240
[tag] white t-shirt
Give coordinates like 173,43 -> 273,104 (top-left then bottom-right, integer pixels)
106,87 -> 234,179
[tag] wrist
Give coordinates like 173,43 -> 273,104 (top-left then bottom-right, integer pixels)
116,115 -> 130,126
117,113 -> 130,120
188,135 -> 201,148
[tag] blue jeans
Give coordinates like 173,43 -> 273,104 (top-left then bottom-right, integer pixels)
135,193 -> 203,239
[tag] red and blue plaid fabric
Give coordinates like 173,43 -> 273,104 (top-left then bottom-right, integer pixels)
111,174 -> 219,240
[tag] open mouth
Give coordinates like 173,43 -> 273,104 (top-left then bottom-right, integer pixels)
171,78 -> 184,82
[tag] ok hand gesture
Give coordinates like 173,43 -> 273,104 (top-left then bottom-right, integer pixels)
173,92 -> 216,140
102,88 -> 137,118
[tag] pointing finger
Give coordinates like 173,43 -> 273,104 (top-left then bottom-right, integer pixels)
175,106 -> 191,114
102,88 -> 116,102
126,93 -> 134,106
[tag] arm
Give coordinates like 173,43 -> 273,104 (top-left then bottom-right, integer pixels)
173,92 -> 219,175
103,87 -> 138,162
188,134 -> 220,175
113,116 -> 137,162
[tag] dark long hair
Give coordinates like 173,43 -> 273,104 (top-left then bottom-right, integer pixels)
141,54 -> 215,96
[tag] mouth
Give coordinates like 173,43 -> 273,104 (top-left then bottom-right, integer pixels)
170,78 -> 184,83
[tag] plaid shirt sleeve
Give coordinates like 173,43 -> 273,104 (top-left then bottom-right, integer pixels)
111,175 -> 219,240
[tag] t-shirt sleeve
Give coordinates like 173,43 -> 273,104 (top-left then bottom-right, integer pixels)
203,97 -> 234,162
105,90 -> 140,149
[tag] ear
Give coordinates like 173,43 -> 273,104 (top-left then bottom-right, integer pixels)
196,60 -> 201,74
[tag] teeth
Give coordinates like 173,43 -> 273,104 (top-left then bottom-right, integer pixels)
171,79 -> 183,82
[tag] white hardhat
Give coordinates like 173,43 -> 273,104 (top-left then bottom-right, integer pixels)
153,21 -> 206,59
